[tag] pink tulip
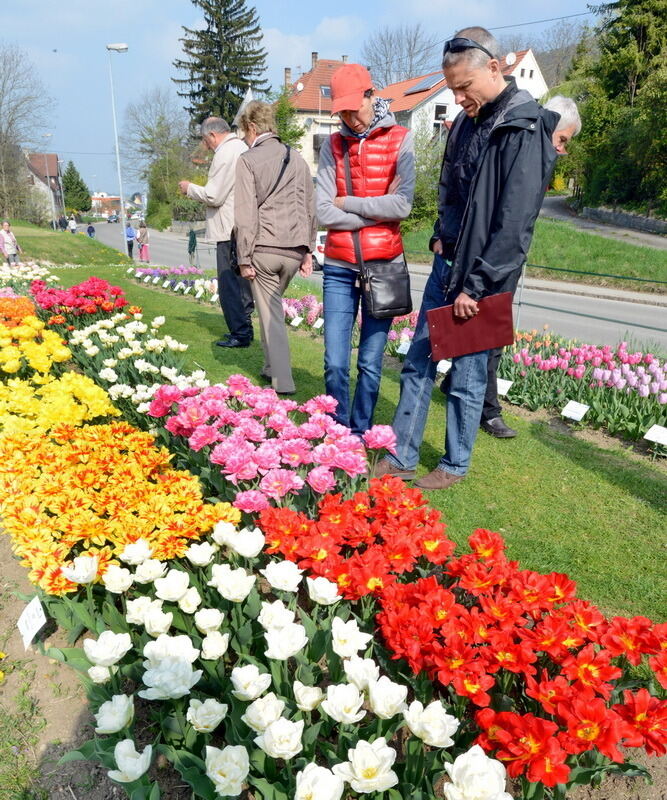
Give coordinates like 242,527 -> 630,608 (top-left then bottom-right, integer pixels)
233,490 -> 271,513
306,466 -> 337,494
188,424 -> 221,451
259,469 -> 304,500
362,425 -> 397,454
332,451 -> 367,477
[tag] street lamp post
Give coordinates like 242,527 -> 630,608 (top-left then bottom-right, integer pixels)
42,133 -> 57,229
106,43 -> 129,256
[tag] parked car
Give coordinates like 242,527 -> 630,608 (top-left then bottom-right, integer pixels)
107,214 -> 119,223
313,231 -> 326,270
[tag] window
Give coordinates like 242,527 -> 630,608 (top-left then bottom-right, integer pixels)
320,86 -> 331,98
529,69 -> 534,79
434,104 -> 448,121
520,68 -> 525,78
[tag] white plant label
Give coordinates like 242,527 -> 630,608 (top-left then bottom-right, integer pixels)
397,340 -> 411,355
134,271 -> 142,278
126,267 -> 134,274
497,379 -> 513,396
290,316 -> 303,327
163,280 -> 171,289
436,360 -> 451,375
210,293 -> 218,304
312,318 -> 324,330
195,288 -> 204,299
561,400 -> 590,421
184,285 -> 192,294
644,424 -> 667,446
143,276 -> 151,283
17,596 -> 47,649
152,276 -> 160,284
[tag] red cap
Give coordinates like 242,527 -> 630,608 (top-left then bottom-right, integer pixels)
330,64 -> 373,113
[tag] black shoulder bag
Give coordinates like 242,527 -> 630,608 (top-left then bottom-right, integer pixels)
231,143 -> 291,274
342,139 -> 412,319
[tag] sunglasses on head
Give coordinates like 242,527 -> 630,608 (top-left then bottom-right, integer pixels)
442,37 -> 495,60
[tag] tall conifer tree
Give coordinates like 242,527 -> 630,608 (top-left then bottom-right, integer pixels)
173,0 -> 268,124
62,160 -> 91,212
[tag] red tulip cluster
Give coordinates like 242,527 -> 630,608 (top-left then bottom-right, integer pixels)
30,277 -> 128,316
258,476 -> 455,600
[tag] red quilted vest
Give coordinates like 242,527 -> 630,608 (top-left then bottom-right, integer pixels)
325,125 -> 408,264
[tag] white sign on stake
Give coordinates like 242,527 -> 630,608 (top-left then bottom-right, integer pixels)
163,280 -> 171,289
152,276 -> 160,284
195,288 -> 204,299
17,596 -> 47,649
143,275 -> 151,283
312,318 -> 324,330
134,271 -> 142,278
497,378 -> 514,396
644,424 -> 667,447
210,293 -> 219,304
561,400 -> 590,421
184,285 -> 192,294
290,316 -> 303,327
436,359 -> 451,375
397,340 -> 411,355
126,267 -> 134,274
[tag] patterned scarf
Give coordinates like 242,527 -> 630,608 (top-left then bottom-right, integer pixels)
348,97 -> 391,138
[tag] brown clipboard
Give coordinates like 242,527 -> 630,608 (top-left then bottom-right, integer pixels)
426,292 -> 515,360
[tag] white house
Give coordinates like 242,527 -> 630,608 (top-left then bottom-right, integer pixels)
381,50 -> 549,138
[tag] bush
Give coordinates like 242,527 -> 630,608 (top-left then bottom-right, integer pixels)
146,201 -> 172,231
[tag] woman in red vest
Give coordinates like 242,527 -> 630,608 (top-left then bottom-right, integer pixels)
316,64 -> 415,436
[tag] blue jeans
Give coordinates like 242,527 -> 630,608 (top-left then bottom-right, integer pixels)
388,254 -> 489,476
323,264 -> 392,436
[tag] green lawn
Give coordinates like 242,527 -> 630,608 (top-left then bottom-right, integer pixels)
11,222 -> 132,268
48,257 -> 667,622
402,217 -> 667,293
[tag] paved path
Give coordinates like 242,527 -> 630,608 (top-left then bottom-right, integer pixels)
539,196 -> 667,251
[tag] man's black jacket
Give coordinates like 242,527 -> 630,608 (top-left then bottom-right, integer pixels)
435,89 -> 559,300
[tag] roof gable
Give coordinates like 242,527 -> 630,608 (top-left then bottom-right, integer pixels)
288,59 -> 347,112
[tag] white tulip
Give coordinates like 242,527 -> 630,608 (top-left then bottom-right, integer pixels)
205,745 -> 249,797
138,657 -> 202,700
343,655 -> 380,692
144,605 -> 173,637
83,631 -> 132,667
211,521 -> 237,546
186,698 -> 228,732
126,596 -> 160,626
264,623 -> 308,660
227,526 -> 265,558
230,664 -> 271,701
331,616 -> 373,658
332,737 -> 398,794
295,763 -> 344,800
102,565 -> 134,594
293,681 -> 324,712
403,700 -> 460,748
257,599 -> 295,631
60,555 -> 98,584
443,745 -> 513,800
185,541 -> 217,567
119,539 -> 153,565
368,676 -> 408,720
241,692 -> 285,732
87,665 -> 116,684
255,717 -> 303,760
178,586 -> 202,614
154,568 -> 190,602
194,608 -> 225,635
201,631 -> 230,660
151,315 -> 166,327
321,683 -> 366,724
142,633 -> 199,667
260,560 -> 304,592
94,694 -> 134,734
99,367 -> 118,383
133,559 -> 167,584
306,576 -> 342,605
107,739 -> 152,783
208,563 -> 255,602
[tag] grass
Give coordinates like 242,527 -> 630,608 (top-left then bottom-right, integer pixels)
402,217 -> 667,293
10,221 -> 131,268
47,255 -> 667,621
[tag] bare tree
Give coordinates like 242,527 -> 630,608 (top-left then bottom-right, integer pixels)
534,21 -> 587,87
497,33 -> 533,56
0,42 -> 51,216
361,23 -> 441,88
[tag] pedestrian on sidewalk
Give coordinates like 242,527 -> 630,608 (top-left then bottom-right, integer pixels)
234,101 -> 316,395
316,63 -> 415,435
375,27 -> 559,490
0,221 -> 22,265
187,229 -> 198,266
136,221 -> 150,262
125,221 -> 136,258
179,117 -> 253,348
87,223 -> 96,238
68,216 -> 77,234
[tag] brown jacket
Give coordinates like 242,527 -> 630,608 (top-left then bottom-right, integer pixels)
234,133 -> 316,266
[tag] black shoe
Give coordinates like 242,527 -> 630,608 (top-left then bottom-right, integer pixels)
215,335 -> 232,346
276,390 -> 296,396
480,416 -> 518,438
218,336 -> 252,348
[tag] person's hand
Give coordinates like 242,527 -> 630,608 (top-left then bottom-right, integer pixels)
299,252 -> 313,277
178,180 -> 190,195
239,264 -> 255,280
432,239 -> 443,255
333,196 -> 345,209
453,291 -> 479,319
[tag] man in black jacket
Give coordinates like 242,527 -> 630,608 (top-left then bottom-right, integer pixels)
375,26 -> 559,489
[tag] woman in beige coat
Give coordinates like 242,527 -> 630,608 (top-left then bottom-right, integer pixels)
234,101 -> 316,395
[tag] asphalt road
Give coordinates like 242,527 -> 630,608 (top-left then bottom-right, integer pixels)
92,222 -> 667,350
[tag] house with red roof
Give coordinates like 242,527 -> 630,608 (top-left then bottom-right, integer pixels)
380,50 -> 548,139
26,152 -> 64,220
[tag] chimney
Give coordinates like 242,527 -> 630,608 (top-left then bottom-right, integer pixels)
342,55 -> 348,63
284,67 -> 292,88
311,51 -> 318,69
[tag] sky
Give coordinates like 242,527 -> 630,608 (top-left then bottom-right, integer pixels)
9,0 -> 593,196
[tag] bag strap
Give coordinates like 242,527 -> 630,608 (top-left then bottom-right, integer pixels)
258,143 -> 291,208
341,139 -> 365,269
